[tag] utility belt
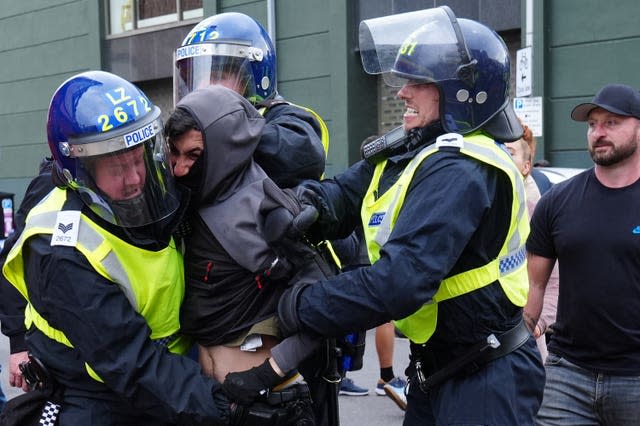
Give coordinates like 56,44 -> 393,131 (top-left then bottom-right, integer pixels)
231,383 -> 315,426
262,382 -> 311,406
0,354 -> 64,426
410,319 -> 530,393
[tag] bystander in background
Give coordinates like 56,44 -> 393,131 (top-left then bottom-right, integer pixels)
504,123 -> 558,362
526,83 -> 640,425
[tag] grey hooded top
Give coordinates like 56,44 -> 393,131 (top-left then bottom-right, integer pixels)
177,86 -> 295,345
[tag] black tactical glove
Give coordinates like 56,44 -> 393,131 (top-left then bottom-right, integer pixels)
222,359 -> 283,406
263,203 -> 318,244
211,387 -> 232,425
277,282 -> 311,338
261,180 -> 323,244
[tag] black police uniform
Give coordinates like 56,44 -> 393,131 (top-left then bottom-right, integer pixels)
281,126 -> 545,425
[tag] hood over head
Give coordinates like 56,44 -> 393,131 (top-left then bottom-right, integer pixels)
176,85 -> 265,205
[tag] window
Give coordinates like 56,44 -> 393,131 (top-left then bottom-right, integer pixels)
108,0 -> 203,35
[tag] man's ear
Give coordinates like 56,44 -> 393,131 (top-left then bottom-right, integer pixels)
523,159 -> 532,177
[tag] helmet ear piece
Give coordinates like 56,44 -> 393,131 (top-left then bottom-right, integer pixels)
51,162 -> 70,189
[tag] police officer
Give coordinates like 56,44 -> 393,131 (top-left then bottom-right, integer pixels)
173,11 -> 327,190
251,7 -> 544,425
2,71 -> 231,425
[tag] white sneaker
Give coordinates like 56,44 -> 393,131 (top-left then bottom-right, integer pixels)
382,377 -> 407,411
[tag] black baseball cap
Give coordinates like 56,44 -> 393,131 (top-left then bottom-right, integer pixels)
571,83 -> 640,121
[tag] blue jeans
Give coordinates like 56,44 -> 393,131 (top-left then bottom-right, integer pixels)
536,352 -> 640,426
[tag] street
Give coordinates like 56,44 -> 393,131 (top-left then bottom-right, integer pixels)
337,329 -> 409,426
0,328 -> 410,424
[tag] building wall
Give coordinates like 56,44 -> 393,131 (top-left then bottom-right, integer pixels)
537,0 -> 640,167
0,1 -> 102,203
0,0 -> 524,206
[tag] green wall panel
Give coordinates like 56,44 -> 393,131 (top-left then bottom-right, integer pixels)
276,0 -> 328,39
0,178 -> 38,207
0,1 -> 88,52
220,0 -> 262,8
0,111 -> 47,149
1,145 -> 50,179
0,0 -> 73,19
547,150 -> 593,169
540,0 -> 640,167
0,0 -> 100,201
548,0 -> 640,47
0,73 -> 83,116
545,99 -> 589,151
219,0 -> 267,24
1,38 -> 96,83
547,40 -> 640,99
277,34 -> 331,81
278,77 -> 332,120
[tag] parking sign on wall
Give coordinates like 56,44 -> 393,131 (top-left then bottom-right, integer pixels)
514,96 -> 543,137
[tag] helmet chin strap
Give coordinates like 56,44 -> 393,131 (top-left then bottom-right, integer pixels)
52,163 -> 72,189
406,120 -> 445,151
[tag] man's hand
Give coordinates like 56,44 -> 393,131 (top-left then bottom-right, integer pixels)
9,350 -> 30,391
533,324 -> 543,339
263,204 -> 318,244
222,359 -> 283,406
523,311 -> 537,334
261,181 -> 321,245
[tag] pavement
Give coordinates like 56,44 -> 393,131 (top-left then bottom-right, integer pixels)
0,328 -> 410,424
338,329 -> 409,426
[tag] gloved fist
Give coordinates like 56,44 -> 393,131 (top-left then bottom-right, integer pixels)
260,180 -> 322,244
222,359 -> 283,406
263,204 -> 318,244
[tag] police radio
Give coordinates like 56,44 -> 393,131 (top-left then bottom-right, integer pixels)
361,126 -> 409,163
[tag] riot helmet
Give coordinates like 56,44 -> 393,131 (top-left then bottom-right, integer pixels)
359,6 -> 520,138
47,70 -> 180,228
174,12 -> 276,105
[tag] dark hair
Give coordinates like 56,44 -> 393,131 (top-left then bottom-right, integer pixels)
164,107 -> 200,141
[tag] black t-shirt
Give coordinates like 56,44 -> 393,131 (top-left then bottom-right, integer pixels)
527,168 -> 640,375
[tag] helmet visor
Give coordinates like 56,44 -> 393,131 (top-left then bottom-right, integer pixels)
70,117 -> 181,228
174,43 -> 258,103
359,7 -> 466,87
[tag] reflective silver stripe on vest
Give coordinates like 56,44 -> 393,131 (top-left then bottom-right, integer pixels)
374,138 -> 527,260
26,210 -> 138,307
373,144 -> 437,248
460,139 -> 527,255
373,182 -> 404,248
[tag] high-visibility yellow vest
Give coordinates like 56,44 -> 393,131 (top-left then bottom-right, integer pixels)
3,188 -> 190,381
361,132 -> 530,344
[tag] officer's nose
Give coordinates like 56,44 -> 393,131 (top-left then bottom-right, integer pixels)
123,164 -> 143,185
